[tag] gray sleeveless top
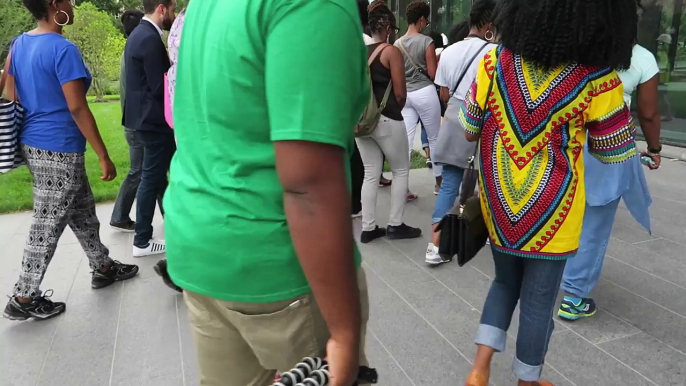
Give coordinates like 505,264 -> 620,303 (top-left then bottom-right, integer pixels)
394,34 -> 434,92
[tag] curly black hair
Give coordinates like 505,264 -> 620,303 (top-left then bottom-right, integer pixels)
495,0 -> 637,70
469,0 -> 496,29
447,20 -> 470,45
406,1 -> 430,25
22,0 -> 66,20
368,0 -> 396,34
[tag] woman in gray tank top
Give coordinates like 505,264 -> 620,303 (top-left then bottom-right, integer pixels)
394,1 -> 442,199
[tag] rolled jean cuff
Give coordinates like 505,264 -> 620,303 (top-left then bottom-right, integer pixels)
512,357 -> 543,382
475,324 -> 507,352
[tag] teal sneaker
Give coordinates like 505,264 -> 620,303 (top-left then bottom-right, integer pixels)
558,296 -> 597,321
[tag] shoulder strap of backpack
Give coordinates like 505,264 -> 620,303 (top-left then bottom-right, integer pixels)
379,81 -> 393,109
368,43 -> 393,110
368,43 -> 390,66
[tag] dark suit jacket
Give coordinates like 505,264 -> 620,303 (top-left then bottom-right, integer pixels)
123,20 -> 171,133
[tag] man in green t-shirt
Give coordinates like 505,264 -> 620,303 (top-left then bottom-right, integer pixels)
164,1 -> 370,385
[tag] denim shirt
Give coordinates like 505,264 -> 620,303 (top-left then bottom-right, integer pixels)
584,143 -> 652,233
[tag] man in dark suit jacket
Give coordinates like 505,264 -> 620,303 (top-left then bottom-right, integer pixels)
123,0 -> 176,257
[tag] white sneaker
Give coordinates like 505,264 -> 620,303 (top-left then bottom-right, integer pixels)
425,243 -> 444,265
133,239 -> 166,257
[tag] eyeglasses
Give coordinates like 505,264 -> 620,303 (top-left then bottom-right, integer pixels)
390,25 -> 400,33
68,0 -> 75,6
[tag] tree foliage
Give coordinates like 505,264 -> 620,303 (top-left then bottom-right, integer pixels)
76,0 -> 190,16
65,3 -> 125,102
0,0 -> 34,62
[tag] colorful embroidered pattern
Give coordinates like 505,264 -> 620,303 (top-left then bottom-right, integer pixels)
459,47 -> 636,260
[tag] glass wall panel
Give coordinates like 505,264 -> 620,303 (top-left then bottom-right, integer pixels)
392,0 -> 472,36
637,0 -> 686,145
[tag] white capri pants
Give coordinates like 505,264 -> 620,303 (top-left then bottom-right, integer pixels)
401,84 -> 442,177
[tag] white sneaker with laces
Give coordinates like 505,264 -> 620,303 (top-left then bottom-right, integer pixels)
133,239 -> 166,257
425,243 -> 443,265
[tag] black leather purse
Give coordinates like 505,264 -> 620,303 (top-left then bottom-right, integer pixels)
435,69 -> 495,266
435,153 -> 489,266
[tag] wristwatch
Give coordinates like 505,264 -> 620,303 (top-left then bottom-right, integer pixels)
647,144 -> 662,155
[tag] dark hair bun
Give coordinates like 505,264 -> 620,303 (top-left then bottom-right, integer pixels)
368,0 -> 387,13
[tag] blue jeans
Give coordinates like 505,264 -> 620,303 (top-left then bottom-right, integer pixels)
477,248 -> 567,381
420,124 -> 429,149
431,165 -> 464,224
110,128 -> 164,224
561,198 -> 620,298
134,131 -> 175,247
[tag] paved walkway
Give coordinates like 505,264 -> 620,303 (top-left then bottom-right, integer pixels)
2,162 -> 686,386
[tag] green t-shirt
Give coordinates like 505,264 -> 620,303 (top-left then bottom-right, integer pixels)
165,0 -> 369,303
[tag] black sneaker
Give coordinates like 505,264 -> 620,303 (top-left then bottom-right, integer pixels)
91,260 -> 139,289
3,291 -> 66,321
386,223 -> 422,240
360,226 -> 387,244
110,220 -> 136,233
154,259 -> 182,293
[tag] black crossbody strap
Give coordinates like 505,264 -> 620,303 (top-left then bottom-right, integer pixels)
449,42 -> 490,99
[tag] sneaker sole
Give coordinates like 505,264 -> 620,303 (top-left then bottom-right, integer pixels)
110,225 -> 135,233
92,267 -> 140,289
133,250 -> 166,258
387,233 -> 422,240
3,307 -> 66,321
557,309 -> 596,321
360,236 -> 384,244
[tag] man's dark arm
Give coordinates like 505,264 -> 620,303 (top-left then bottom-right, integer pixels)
142,36 -> 170,99
275,140 -> 361,351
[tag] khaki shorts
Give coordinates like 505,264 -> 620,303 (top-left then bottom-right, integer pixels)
184,267 -> 369,386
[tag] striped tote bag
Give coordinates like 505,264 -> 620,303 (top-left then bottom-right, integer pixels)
0,48 -> 24,174
0,99 -> 24,173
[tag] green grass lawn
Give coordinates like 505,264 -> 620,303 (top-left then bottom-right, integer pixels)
86,94 -> 121,103
0,102 -> 130,214
0,102 -> 428,214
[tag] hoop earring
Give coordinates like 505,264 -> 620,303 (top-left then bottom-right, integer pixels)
485,30 -> 494,42
54,10 -> 69,26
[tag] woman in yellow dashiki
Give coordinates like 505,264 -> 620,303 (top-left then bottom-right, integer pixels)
459,0 -> 639,385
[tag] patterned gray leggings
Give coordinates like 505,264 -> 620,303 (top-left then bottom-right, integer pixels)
13,145 -> 112,298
